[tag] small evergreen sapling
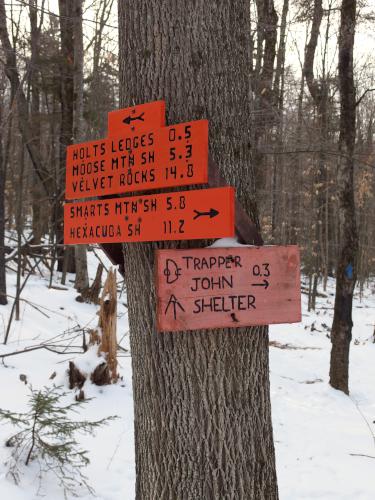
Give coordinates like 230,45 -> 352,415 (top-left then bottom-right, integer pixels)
0,385 -> 116,497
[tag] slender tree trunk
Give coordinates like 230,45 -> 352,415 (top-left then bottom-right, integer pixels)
303,0 -> 328,277
29,0 -> 45,245
253,0 -> 278,198
273,0 -> 289,109
289,69 -> 304,245
119,2 -> 278,498
271,0 -> 288,242
329,0 -> 358,394
15,142 -> 25,321
72,0 -> 89,292
0,87 -> 7,305
57,0 -> 75,273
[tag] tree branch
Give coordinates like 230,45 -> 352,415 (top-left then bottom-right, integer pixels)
355,88 -> 375,107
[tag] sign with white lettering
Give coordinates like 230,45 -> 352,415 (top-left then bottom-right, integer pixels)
156,246 -> 301,331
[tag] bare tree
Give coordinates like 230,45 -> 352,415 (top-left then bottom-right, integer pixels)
57,0 -> 75,276
29,0 -> 45,245
72,0 -> 89,293
329,0 -> 358,394
0,72 -> 7,305
271,0 -> 289,240
302,0 -> 330,284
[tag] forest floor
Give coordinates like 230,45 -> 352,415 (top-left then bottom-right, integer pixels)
0,248 -> 374,499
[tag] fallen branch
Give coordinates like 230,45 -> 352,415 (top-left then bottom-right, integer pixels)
301,286 -> 327,298
269,341 -> 322,350
6,295 -> 50,318
49,285 -> 69,291
5,235 -> 34,262
0,344 -> 83,359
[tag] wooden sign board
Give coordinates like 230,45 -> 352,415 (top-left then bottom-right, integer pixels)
156,246 -> 301,332
65,120 -> 208,199
107,100 -> 165,136
64,187 -> 235,244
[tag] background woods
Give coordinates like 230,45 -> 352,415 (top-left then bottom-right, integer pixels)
0,0 -> 374,498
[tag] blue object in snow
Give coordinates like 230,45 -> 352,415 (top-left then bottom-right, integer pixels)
345,263 -> 353,279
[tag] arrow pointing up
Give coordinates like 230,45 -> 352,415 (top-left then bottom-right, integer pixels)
165,294 -> 185,320
193,208 -> 219,220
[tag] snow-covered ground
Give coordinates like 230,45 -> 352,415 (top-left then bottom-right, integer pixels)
0,249 -> 374,499
270,277 -> 375,500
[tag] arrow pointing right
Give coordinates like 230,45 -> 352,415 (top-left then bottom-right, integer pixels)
251,279 -> 269,290
193,208 -> 219,220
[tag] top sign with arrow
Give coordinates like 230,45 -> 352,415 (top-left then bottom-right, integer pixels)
107,100 -> 166,136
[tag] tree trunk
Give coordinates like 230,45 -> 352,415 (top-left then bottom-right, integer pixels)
271,0 -> 289,242
0,85 -> 7,305
119,2 -> 279,499
78,263 -> 103,304
252,0 -> 278,198
72,0 -> 89,293
303,0 -> 329,278
29,0 -> 45,246
57,0 -> 75,273
329,0 -> 358,394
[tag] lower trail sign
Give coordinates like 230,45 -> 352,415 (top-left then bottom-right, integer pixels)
64,186 -> 234,244
156,245 -> 301,331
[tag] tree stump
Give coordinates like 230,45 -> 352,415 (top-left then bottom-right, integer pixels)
68,268 -> 118,391
77,263 -> 103,304
97,269 -> 118,382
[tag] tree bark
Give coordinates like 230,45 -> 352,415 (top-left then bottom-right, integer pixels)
72,0 -> 89,293
271,0 -> 289,241
0,80 -> 7,305
29,0 -> 46,246
303,0 -> 329,278
252,0 -> 278,197
329,0 -> 358,394
119,2 -> 278,499
78,263 -> 103,304
57,0 -> 75,273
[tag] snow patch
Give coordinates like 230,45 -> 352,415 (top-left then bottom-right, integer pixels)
73,344 -> 106,376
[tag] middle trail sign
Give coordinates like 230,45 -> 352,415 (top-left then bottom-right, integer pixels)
64,186 -> 235,244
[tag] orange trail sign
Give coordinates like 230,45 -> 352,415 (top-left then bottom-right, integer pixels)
64,186 -> 235,244
155,246 -> 301,332
107,100 -> 166,136
65,120 -> 208,199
